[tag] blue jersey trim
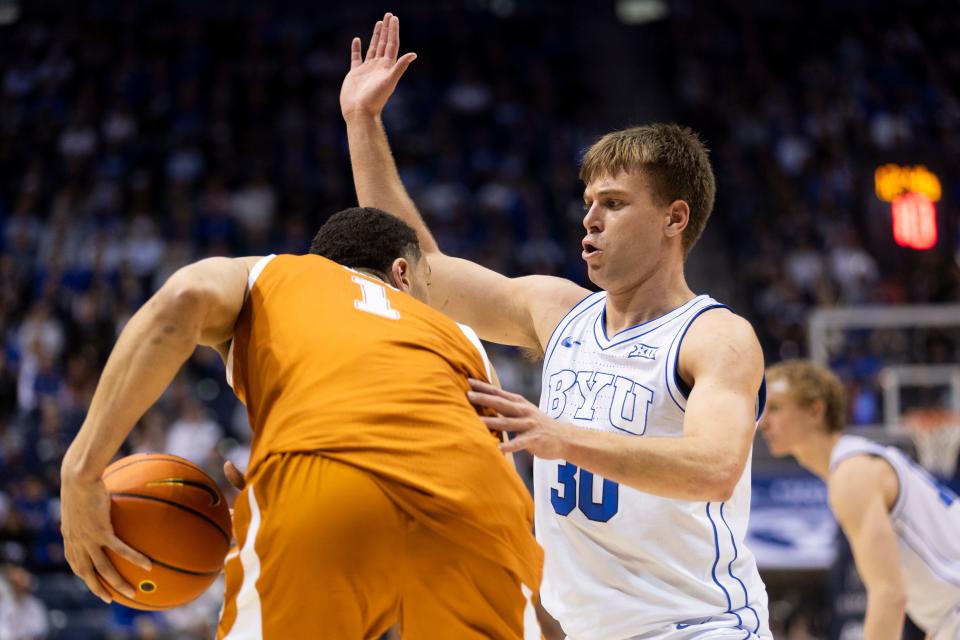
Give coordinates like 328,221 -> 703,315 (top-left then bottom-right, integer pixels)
756,376 -> 767,420
593,295 -> 706,351
706,503 -> 745,633
542,292 -> 604,373
898,512 -> 960,587
720,503 -> 761,633
673,305 -> 730,398
664,318 -> 688,412
663,302 -> 725,412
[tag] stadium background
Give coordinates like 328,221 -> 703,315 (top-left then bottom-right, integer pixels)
1,0 -> 957,637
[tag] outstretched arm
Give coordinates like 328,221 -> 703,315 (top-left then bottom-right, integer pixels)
829,457 -> 907,640
468,310 -> 764,501
60,256 -> 256,603
340,13 -> 587,350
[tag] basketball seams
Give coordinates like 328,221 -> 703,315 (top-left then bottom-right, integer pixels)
102,454 -> 209,480
134,552 -> 223,577
111,492 -> 232,545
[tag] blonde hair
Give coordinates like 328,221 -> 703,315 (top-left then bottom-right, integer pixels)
579,124 -> 716,257
766,360 -> 848,433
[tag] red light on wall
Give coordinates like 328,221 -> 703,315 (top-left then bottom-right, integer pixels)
891,192 -> 937,250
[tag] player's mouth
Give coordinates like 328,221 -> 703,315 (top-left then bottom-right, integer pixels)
582,239 -> 603,261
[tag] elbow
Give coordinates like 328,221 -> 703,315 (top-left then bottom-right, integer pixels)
868,586 -> 907,614
705,462 -> 742,502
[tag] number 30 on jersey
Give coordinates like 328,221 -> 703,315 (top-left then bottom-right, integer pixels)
551,462 -> 619,522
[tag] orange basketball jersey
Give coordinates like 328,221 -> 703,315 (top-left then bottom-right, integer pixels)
228,254 -> 541,590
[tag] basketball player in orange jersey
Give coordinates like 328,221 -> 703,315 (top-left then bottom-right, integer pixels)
60,207 -> 543,639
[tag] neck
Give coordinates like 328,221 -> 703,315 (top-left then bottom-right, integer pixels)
355,268 -> 389,284
602,258 -> 695,335
792,431 -> 843,479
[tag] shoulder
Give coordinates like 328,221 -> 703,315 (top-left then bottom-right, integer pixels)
512,275 -> 594,351
829,454 -> 899,519
680,307 -> 763,384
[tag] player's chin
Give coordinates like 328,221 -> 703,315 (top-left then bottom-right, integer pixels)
584,262 -> 608,286
763,438 -> 789,457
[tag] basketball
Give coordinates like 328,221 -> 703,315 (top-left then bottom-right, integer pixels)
98,453 -> 233,610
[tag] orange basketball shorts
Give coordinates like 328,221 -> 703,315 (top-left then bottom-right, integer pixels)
216,452 -> 536,639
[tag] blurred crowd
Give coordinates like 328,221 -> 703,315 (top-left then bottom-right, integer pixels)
666,1 -> 960,428
0,1 -> 957,638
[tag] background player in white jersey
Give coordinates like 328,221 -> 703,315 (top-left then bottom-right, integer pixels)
339,14 -> 770,639
760,360 -> 960,640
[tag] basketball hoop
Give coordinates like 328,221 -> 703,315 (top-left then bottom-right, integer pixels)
903,407 -> 960,478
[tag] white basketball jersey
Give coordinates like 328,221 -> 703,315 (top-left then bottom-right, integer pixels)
830,435 -> 960,634
535,292 -> 771,640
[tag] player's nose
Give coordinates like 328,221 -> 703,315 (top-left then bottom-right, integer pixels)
582,203 -> 603,233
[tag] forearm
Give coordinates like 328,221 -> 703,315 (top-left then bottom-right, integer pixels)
863,589 -> 906,640
559,427 -> 743,501
344,112 -> 439,253
62,291 -> 204,481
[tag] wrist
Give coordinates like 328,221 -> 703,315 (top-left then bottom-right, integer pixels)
553,422 -> 578,459
61,447 -> 105,484
342,109 -> 382,126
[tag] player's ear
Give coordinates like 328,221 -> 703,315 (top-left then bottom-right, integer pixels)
389,257 -> 413,293
664,200 -> 690,239
809,398 -> 827,424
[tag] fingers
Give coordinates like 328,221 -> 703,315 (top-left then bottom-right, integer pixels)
75,554 -> 113,604
90,547 -> 135,599
384,15 -> 399,61
469,390 -> 527,417
223,460 -> 245,490
108,535 -> 152,571
469,378 -> 524,401
481,416 -> 514,432
350,37 -> 362,69
225,461 -> 245,490
376,12 -> 392,58
392,52 -> 417,78
366,20 -> 383,60
480,415 -> 534,433
499,435 -> 529,454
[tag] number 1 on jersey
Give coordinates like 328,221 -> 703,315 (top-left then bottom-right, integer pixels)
352,276 -> 401,320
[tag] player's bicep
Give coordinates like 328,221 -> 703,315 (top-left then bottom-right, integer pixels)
159,257 -> 255,347
428,253 -> 588,349
830,461 -> 905,591
681,312 -> 764,471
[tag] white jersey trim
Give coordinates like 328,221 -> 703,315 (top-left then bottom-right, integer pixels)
225,255 -> 277,390
457,323 -> 493,383
829,438 -> 908,519
223,486 -> 264,640
247,254 -> 277,290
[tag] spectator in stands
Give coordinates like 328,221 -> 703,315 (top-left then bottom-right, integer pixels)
0,565 -> 50,640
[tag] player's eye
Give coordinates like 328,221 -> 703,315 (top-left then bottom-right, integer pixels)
606,199 -> 623,209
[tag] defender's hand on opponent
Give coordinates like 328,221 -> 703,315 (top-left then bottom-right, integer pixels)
60,472 -> 151,603
340,12 -> 417,120
468,379 -> 574,459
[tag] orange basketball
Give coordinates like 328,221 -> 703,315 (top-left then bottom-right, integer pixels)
99,453 -> 233,610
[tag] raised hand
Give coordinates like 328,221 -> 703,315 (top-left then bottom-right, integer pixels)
340,12 -> 418,120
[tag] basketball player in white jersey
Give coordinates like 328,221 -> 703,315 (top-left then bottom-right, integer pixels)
761,360 -> 960,640
340,14 -> 771,639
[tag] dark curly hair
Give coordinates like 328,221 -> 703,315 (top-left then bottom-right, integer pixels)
310,207 -> 422,278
